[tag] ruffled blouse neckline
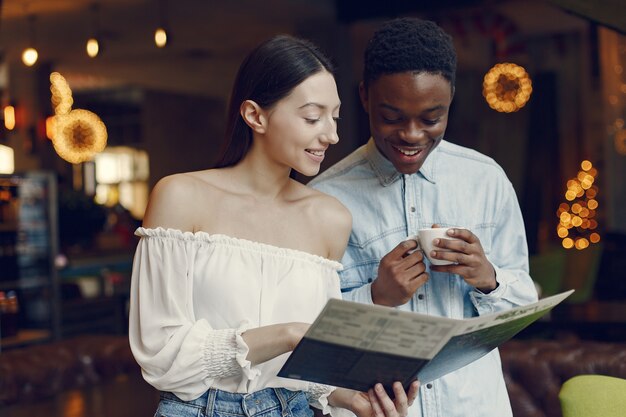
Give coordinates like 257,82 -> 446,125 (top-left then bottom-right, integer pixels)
135,227 -> 343,270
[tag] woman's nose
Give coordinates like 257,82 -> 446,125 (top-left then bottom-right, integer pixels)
322,119 -> 339,144
327,128 -> 339,144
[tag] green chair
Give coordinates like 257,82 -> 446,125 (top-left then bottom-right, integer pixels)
559,374 -> 626,417
562,242 -> 603,303
529,248 -> 566,297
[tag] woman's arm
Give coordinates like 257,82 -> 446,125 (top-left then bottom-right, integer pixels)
241,322 -> 308,365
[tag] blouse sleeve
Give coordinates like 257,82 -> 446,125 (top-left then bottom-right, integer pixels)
128,228 -> 260,400
305,383 -> 355,417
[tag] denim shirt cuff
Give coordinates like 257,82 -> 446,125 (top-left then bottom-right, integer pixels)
342,282 -> 374,304
470,265 -> 509,314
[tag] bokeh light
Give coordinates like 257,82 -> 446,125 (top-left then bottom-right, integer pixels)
483,63 -> 533,113
556,160 -> 600,249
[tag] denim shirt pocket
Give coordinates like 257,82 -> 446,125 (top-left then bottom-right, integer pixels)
468,223 -> 494,255
340,226 -> 407,292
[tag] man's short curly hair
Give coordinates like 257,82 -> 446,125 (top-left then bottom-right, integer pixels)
363,17 -> 457,89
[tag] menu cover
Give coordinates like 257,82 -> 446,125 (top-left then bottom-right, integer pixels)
278,290 -> 574,392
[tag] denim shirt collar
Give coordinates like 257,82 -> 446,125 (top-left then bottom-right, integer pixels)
365,137 -> 438,186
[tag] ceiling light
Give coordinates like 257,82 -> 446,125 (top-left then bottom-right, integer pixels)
86,2 -> 103,58
154,0 -> 170,48
22,15 -> 39,67
0,144 -> 15,174
154,27 -> 168,48
3,105 -> 16,130
86,37 -> 100,58
22,47 -> 38,66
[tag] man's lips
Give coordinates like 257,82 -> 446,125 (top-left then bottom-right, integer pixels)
391,144 -> 427,157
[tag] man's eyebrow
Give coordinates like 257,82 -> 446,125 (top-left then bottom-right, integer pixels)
379,103 -> 447,113
379,103 -> 401,112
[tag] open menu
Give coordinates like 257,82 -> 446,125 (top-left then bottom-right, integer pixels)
278,290 -> 574,392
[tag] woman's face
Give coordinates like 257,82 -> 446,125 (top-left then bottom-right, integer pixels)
262,70 -> 341,177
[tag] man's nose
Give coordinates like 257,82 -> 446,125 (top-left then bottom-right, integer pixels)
399,121 -> 425,143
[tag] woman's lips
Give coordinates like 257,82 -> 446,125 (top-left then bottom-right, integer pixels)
305,148 -> 325,163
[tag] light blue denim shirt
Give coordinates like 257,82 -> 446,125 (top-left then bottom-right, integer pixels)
309,138 -> 538,417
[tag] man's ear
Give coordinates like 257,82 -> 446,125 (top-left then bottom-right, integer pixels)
240,100 -> 267,134
358,81 -> 369,114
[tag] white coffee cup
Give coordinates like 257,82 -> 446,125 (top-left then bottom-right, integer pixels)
409,227 -> 465,266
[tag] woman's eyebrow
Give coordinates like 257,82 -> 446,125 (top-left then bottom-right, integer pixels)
299,102 -> 325,110
299,102 -> 341,111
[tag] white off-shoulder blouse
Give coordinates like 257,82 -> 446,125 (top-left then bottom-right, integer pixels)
129,227 -> 344,413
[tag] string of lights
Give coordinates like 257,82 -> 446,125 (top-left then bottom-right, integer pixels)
556,160 -> 601,250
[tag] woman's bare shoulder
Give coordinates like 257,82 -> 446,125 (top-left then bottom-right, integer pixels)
301,185 -> 352,261
142,170 -> 221,230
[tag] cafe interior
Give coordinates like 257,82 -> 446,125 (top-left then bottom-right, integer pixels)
0,0 -> 625,416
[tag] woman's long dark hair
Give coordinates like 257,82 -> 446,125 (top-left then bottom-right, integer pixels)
214,35 -> 335,168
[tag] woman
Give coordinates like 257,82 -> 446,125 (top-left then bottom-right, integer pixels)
129,35 -> 418,417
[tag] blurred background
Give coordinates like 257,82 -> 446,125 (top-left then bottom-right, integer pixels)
0,0 -> 625,415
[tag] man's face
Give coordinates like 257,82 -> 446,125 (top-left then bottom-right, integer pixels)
360,72 -> 453,175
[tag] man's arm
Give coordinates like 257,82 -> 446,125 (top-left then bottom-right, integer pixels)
341,239 -> 429,307
464,179 -> 538,313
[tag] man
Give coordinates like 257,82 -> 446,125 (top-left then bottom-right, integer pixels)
310,17 -> 538,417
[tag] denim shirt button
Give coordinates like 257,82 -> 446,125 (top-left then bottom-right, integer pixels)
367,278 -> 373,283
410,206 -> 416,212
418,294 -> 424,300
426,383 -> 433,389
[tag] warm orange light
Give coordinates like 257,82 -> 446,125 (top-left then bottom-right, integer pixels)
52,109 -> 108,164
22,47 -> 38,66
154,27 -> 167,48
86,38 -> 100,58
0,144 -> 14,174
616,129 -> 626,155
3,105 -> 16,130
557,160 -> 600,249
50,72 -> 74,115
575,238 -> 589,250
46,116 -> 57,140
482,63 -> 532,113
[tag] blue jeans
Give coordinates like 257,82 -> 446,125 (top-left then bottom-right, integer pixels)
155,387 -> 315,417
